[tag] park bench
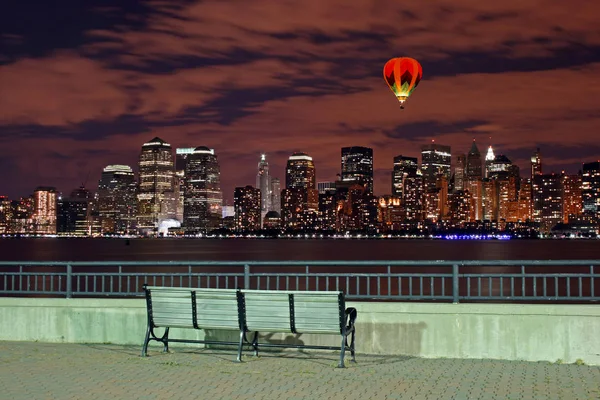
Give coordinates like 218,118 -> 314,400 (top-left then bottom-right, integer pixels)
142,285 -> 357,367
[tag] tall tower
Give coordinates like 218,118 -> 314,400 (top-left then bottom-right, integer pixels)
285,152 -> 316,190
183,146 -> 223,233
466,140 -> 482,181
283,152 -> 318,229
392,155 -> 418,197
582,161 -> 600,219
256,153 -> 271,224
484,146 -> 495,178
454,154 -> 466,192
33,187 -> 57,234
137,137 -> 175,234
270,177 -> 281,214
175,148 -> 195,222
421,141 -> 451,192
341,146 -> 374,194
97,165 -> 137,234
531,148 -> 542,179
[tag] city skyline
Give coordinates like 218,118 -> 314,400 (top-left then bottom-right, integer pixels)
0,138 -> 598,203
1,1 -> 599,201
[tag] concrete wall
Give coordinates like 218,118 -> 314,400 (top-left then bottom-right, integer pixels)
1,298 -> 598,365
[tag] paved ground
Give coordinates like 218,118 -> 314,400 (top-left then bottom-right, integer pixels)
1,341 -> 599,400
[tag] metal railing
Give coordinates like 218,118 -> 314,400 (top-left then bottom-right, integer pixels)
0,260 -> 599,303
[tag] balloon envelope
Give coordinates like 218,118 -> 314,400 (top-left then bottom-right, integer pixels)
383,57 -> 423,107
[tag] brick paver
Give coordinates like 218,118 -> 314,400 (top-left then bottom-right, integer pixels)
1,341 -> 599,400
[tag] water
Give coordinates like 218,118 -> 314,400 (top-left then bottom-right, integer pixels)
0,238 -> 599,262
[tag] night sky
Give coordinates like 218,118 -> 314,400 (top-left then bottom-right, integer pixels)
1,0 -> 599,203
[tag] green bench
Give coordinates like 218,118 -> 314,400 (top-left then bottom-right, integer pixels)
142,285 -> 357,367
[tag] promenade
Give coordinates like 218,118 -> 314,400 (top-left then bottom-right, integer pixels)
1,341 -> 599,400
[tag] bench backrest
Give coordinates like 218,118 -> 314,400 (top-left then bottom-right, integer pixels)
241,290 -> 344,335
145,286 -> 240,330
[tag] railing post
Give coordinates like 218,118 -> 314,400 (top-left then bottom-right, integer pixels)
244,264 -> 250,289
66,264 -> 72,299
452,264 -> 459,304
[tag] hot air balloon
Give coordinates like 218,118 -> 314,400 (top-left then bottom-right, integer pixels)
383,57 -> 422,109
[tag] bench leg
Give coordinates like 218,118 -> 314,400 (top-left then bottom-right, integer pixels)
141,324 -> 152,357
236,331 -> 245,362
349,329 -> 356,363
337,335 -> 346,368
251,332 -> 259,357
161,327 -> 170,353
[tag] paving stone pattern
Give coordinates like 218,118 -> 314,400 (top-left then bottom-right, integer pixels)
1,341 -> 599,400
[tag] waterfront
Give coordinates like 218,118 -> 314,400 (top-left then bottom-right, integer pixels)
0,237 -> 599,262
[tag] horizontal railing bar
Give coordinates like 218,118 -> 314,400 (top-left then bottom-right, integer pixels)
1,260 -> 599,267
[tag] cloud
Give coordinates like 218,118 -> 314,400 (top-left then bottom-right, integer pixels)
0,0 -> 599,200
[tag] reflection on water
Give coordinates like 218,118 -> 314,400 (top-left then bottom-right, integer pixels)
0,238 -> 599,261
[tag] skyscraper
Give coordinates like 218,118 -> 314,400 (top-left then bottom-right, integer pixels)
341,146 -> 374,193
57,186 -> 95,236
582,161 -> 600,219
137,137 -> 175,234
286,152 -> 316,190
270,177 -> 281,214
392,155 -> 418,197
97,165 -> 137,234
183,146 -> 223,233
454,154 -> 466,192
234,185 -> 261,232
484,146 -> 495,178
466,140 -> 482,180
33,186 -> 57,234
175,148 -> 195,222
421,142 -> 451,191
283,152 -> 318,228
256,154 -> 271,224
531,148 -> 542,179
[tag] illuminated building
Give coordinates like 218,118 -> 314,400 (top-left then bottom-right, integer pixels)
318,188 -> 337,231
256,154 -> 271,225
448,190 -> 471,224
466,140 -> 482,181
378,195 -> 404,231
137,137 -> 176,234
318,181 -> 336,194
482,180 -> 498,221
498,177 -> 519,223
421,142 -> 451,191
484,145 -> 495,179
57,186 -> 93,236
97,165 -> 137,234
531,148 -> 543,178
175,148 -> 195,222
0,196 -> 11,234
286,152 -> 316,190
33,187 -> 57,234
517,179 -> 533,222
263,211 -> 281,229
341,146 -> 374,194
465,179 -> 483,221
454,154 -> 466,192
562,173 -> 582,223
234,185 -> 261,232
403,170 -> 424,221
270,178 -> 281,214
582,161 -> 600,220
184,146 -> 223,233
532,173 -> 563,233
283,153 -> 318,229
392,155 -> 418,197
